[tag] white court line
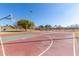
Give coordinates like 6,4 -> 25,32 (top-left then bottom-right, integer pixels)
73,32 -> 76,56
0,37 -> 6,56
38,35 -> 53,56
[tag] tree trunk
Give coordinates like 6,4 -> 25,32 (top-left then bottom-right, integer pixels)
25,28 -> 27,31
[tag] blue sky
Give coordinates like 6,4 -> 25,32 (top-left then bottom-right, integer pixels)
0,3 -> 79,26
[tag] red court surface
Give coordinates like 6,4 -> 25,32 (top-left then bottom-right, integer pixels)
0,32 -> 73,56
75,37 -> 79,56
0,44 -> 3,56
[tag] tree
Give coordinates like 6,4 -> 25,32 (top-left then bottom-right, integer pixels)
69,24 -> 79,29
17,19 -> 35,31
27,20 -> 35,29
45,25 -> 52,30
39,25 -> 44,30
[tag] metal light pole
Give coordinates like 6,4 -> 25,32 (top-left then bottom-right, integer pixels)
0,14 -> 13,32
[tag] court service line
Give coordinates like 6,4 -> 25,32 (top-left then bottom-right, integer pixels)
73,32 -> 76,56
0,37 -> 6,56
38,36 -> 53,56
